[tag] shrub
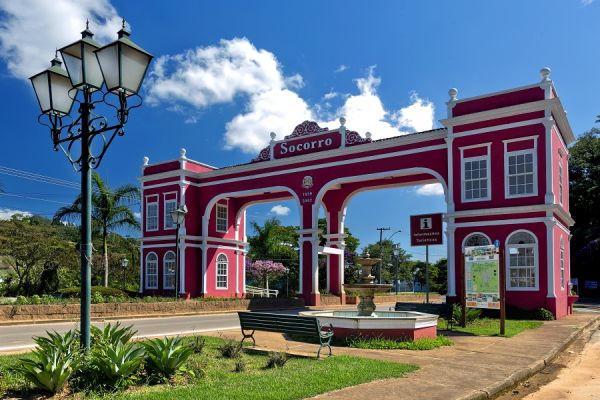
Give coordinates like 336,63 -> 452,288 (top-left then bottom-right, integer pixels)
451,304 -> 481,324
265,352 -> 288,369
234,358 -> 247,373
143,336 -> 194,381
218,338 -> 243,359
190,336 -> 206,354
91,341 -> 145,389
534,308 -> 555,321
58,286 -> 127,298
91,323 -> 137,347
91,292 -> 105,304
14,330 -> 80,393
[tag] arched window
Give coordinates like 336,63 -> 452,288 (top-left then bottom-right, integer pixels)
506,231 -> 538,290
463,233 -> 491,249
216,254 -> 228,289
145,252 -> 158,289
560,237 -> 565,290
163,251 -> 176,289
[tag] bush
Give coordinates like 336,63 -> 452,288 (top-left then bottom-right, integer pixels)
91,341 -> 145,389
534,308 -> 555,321
234,358 -> 246,373
14,330 -> 80,394
218,338 -> 243,359
265,352 -> 288,369
451,304 -> 482,324
91,323 -> 137,347
143,337 -> 194,381
190,336 -> 206,354
58,286 -> 127,298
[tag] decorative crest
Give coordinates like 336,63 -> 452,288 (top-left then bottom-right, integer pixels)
285,121 -> 328,139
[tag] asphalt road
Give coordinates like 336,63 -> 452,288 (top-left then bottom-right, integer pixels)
0,312 -> 247,352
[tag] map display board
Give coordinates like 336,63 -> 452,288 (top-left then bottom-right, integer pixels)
464,245 -> 500,309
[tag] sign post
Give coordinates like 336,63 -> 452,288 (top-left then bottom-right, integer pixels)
410,213 -> 443,305
460,252 -> 466,327
499,248 -> 506,336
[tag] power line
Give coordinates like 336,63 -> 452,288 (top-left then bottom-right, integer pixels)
0,165 -> 80,190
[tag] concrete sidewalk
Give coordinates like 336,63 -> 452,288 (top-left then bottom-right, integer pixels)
222,311 -> 600,400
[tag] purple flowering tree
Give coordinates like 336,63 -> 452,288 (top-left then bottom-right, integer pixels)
247,260 -> 288,292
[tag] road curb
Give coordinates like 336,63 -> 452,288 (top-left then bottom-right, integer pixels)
455,314 -> 600,400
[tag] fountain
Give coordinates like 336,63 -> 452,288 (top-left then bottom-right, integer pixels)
343,253 -> 392,316
300,254 -> 439,340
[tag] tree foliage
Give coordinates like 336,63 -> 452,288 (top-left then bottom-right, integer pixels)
53,172 -> 139,288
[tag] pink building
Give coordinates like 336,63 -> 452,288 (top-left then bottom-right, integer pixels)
139,68 -> 575,318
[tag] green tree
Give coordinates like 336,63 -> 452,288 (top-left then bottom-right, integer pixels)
53,172 -> 139,288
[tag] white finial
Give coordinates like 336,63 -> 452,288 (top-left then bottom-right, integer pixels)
365,132 -> 372,139
143,156 -> 149,167
448,88 -> 458,101
180,148 -> 187,158
339,116 -> 346,127
270,131 -> 276,140
540,67 -> 551,82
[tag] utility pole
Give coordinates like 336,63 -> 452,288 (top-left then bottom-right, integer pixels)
376,227 -> 391,284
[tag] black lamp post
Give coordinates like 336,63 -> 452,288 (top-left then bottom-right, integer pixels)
171,204 -> 188,300
392,244 -> 400,295
29,20 -> 152,350
120,258 -> 129,289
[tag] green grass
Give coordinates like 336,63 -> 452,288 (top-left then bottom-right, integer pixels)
439,318 -> 543,337
347,335 -> 453,350
0,336 -> 417,400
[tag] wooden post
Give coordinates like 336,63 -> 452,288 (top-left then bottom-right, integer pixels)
460,252 -> 467,328
499,248 -> 506,336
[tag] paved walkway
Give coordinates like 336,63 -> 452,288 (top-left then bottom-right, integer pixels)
218,311 -> 600,400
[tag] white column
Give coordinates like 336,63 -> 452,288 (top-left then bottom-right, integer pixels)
545,219 -> 556,298
201,215 -> 209,294
446,223 -> 456,297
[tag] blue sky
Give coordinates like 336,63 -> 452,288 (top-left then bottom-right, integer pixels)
0,0 -> 598,262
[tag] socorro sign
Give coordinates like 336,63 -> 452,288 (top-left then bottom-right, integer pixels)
274,132 -> 341,159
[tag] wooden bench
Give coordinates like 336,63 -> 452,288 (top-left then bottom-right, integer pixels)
237,312 -> 334,359
392,302 -> 455,330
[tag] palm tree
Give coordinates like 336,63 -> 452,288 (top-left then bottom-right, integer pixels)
53,172 -> 140,287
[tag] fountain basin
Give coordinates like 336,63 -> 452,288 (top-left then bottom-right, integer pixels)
300,310 -> 438,340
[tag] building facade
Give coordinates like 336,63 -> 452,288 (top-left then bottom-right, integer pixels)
139,69 -> 575,318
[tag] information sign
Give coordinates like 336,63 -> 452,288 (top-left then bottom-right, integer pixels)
464,245 -> 500,309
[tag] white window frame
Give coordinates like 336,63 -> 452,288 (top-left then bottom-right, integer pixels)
558,158 -> 564,206
216,253 -> 228,289
163,251 -> 176,289
460,143 -> 492,203
505,230 -> 539,291
560,237 -> 565,290
163,193 -> 178,230
145,195 -> 159,232
145,252 -> 158,289
216,203 -> 228,233
503,136 -> 538,199
462,232 -> 492,250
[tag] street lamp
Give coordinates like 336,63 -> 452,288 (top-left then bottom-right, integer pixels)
29,19 -> 152,350
392,244 -> 400,295
171,204 -> 188,300
378,229 -> 401,284
120,258 -> 129,289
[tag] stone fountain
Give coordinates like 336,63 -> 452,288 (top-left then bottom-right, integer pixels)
343,253 -> 392,316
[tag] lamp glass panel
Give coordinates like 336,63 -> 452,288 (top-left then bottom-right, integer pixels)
95,44 -> 120,90
120,44 -> 151,94
31,73 -> 51,112
62,52 -> 83,86
83,44 -> 104,88
49,73 -> 74,115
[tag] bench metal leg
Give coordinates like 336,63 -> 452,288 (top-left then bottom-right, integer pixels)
240,329 -> 256,346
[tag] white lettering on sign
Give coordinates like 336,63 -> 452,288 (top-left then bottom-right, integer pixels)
280,137 -> 333,155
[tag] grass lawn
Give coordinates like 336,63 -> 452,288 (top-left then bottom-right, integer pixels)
439,318 -> 543,337
0,336 -> 417,400
347,335 -> 453,350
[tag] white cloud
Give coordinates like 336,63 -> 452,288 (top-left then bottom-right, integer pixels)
415,183 -> 445,196
0,208 -> 32,220
581,0 -> 594,6
0,0 -> 122,79
270,205 -> 290,216
146,40 -> 436,155
320,67 -> 435,141
133,211 -> 141,219
334,64 -> 349,73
